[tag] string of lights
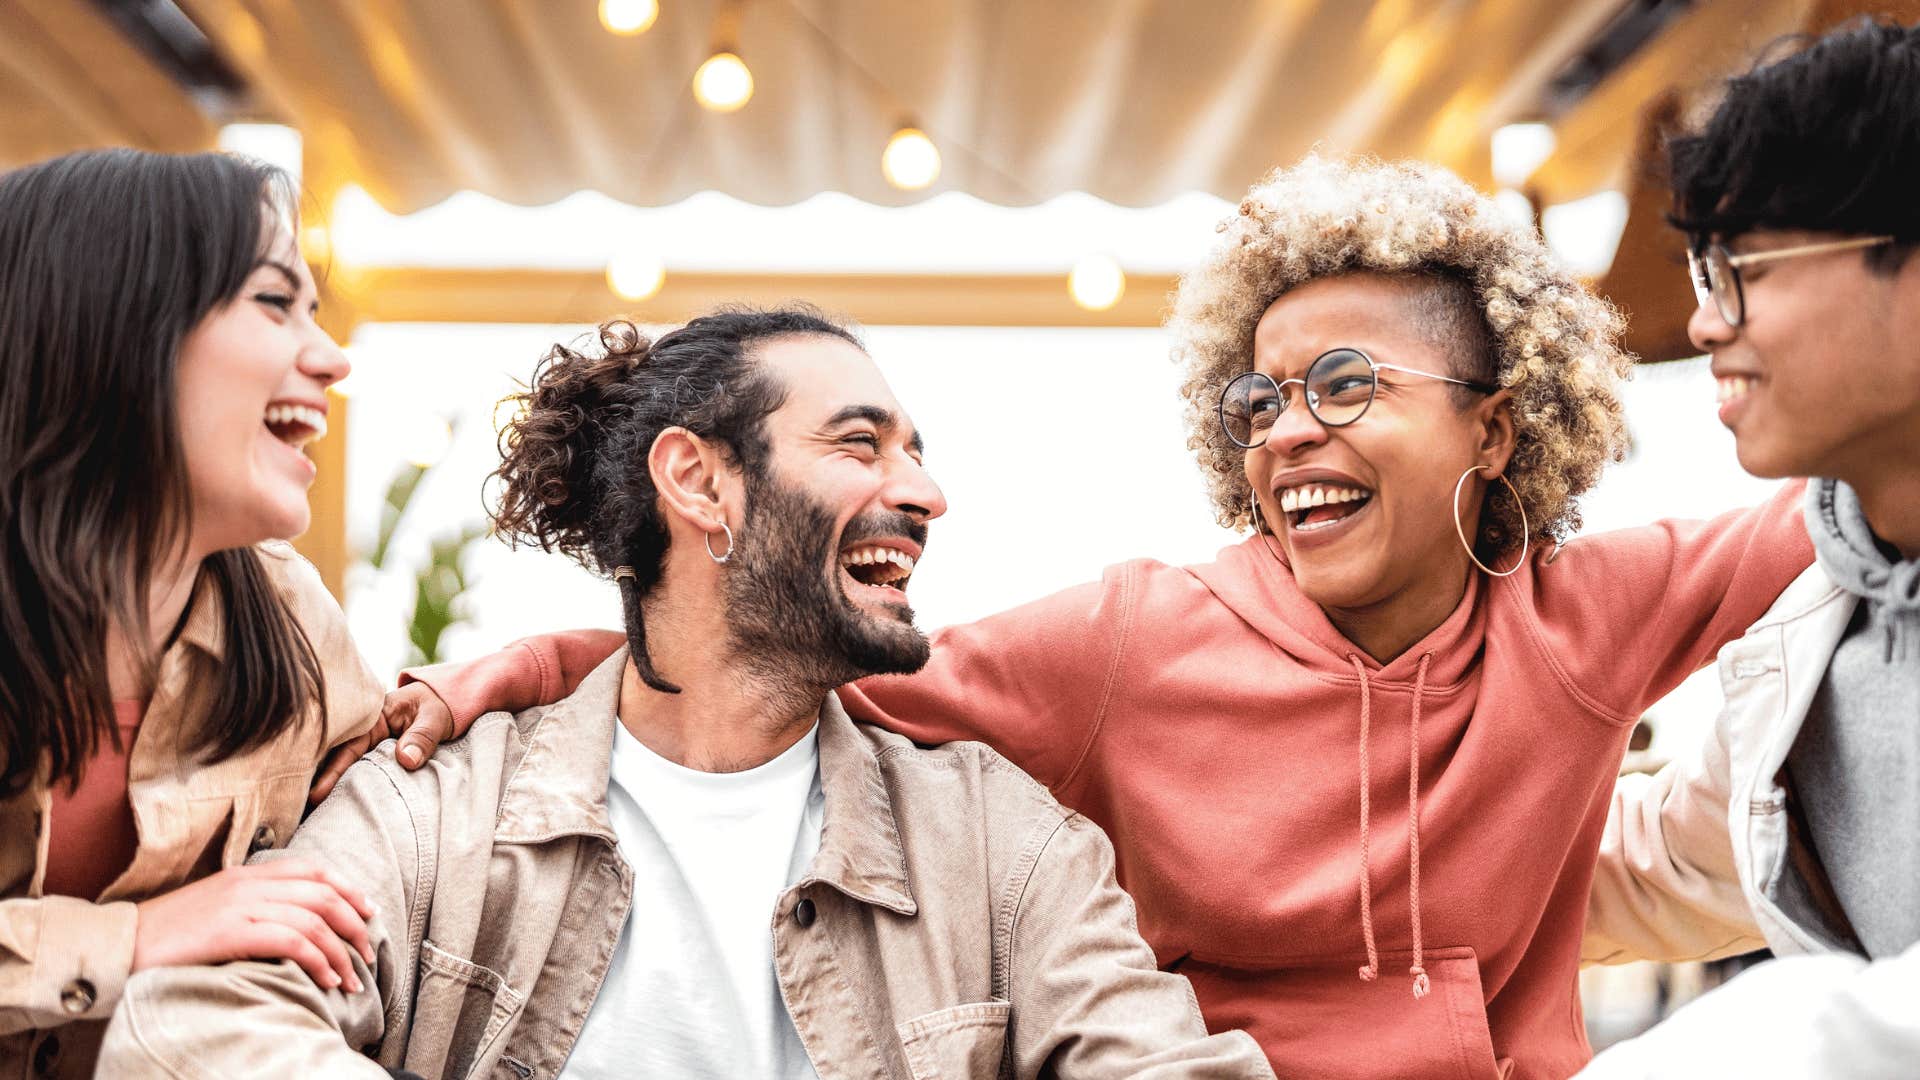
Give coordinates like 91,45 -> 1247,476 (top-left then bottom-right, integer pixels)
592,0 -> 1126,311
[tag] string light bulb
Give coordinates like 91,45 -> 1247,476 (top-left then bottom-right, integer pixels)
599,0 -> 658,36
1068,255 -> 1126,312
693,51 -> 754,112
882,126 -> 941,191
606,251 -> 666,302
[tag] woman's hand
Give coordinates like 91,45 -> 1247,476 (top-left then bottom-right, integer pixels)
308,681 -> 457,805
132,862 -> 376,993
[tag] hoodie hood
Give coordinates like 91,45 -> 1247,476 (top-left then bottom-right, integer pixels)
1188,533 -> 1489,684
1807,478 -> 1920,659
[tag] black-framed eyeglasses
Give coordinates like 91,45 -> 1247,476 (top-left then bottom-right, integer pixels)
1218,347 -> 1498,449
1687,235 -> 1895,328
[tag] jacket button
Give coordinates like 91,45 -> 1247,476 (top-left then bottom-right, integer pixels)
59,978 -> 96,1014
793,898 -> 816,927
31,1032 -> 59,1076
249,824 -> 277,854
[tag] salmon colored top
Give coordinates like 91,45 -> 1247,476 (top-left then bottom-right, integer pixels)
412,483 -> 1812,1080
41,702 -> 146,901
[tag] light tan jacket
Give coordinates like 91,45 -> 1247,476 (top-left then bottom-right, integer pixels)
1579,563 -> 1920,1077
0,542 -> 380,1080
99,650 -> 1273,1079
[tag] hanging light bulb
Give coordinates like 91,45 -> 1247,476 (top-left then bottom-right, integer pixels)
599,0 -> 658,36
606,250 -> 666,302
693,51 -> 754,112
1068,255 -> 1126,312
882,126 -> 941,191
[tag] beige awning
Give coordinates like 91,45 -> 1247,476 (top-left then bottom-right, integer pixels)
3,0 -> 1713,211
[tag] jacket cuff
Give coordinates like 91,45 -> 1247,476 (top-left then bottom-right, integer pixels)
30,897 -> 136,1025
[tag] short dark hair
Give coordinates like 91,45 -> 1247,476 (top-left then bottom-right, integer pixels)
0,149 -> 327,796
1668,17 -> 1920,272
490,306 -> 861,692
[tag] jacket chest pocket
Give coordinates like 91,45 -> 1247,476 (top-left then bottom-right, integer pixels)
897,1001 -> 1012,1080
406,940 -> 527,1080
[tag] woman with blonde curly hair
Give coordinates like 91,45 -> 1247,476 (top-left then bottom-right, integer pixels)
392,156 -> 1810,1079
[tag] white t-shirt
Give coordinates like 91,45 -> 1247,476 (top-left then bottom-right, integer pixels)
559,721 -> 825,1079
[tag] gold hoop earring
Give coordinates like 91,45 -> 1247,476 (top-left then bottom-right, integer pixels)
706,521 -> 734,564
1451,465 -> 1528,578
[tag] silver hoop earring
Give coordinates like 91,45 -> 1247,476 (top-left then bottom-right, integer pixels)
706,521 -> 734,565
1451,465 -> 1528,578
1250,491 -> 1267,535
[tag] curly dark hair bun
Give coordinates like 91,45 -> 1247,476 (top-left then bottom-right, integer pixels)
490,320 -> 654,564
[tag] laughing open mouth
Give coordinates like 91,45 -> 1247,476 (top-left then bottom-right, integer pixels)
839,543 -> 916,593
264,402 -> 328,450
1278,482 -> 1373,532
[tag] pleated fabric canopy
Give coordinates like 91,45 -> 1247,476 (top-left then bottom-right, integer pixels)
1,0 -> 1823,213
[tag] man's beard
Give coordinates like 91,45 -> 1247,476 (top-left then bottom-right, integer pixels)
722,471 -> 931,690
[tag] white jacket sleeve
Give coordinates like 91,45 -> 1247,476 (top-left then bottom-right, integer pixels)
1576,942 -> 1920,1078
1583,701 -> 1766,965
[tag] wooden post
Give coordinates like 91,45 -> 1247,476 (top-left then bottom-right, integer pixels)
291,143 -> 359,602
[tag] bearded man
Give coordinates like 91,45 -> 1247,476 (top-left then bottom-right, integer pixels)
96,308 -> 1270,1080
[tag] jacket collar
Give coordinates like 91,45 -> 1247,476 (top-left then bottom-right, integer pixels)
807,691 -> 916,915
493,651 -> 623,845
491,650 -> 918,916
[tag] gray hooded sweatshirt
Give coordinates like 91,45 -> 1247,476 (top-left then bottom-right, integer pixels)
1786,478 -> 1920,959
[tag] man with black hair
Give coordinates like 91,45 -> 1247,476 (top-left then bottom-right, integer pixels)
1580,17 -> 1920,1078
94,311 -> 1271,1078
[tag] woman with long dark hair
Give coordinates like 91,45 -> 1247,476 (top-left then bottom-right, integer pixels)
0,148 -> 388,1078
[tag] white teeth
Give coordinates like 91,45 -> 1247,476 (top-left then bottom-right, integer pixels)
838,545 -> 916,576
1275,482 -> 1371,515
1716,376 -> 1755,404
263,403 -> 328,446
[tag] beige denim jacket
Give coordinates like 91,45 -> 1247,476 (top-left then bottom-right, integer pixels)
99,651 -> 1273,1079
0,542 -> 381,1080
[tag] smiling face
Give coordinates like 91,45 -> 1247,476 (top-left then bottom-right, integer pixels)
1245,273 -> 1511,613
1694,229 -> 1920,484
721,335 -> 947,683
173,217 -> 350,556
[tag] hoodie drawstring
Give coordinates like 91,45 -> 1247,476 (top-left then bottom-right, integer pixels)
1407,653 -> 1430,999
1348,652 -> 1432,1000
1352,654 -> 1380,985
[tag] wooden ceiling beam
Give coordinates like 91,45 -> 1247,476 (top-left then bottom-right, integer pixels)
13,1 -> 215,152
336,267 -> 1180,330
0,3 -> 140,148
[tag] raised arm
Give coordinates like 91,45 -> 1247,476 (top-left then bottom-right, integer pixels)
1003,813 -> 1273,1079
1529,480 -> 1813,720
402,629 -> 623,734
1583,699 -> 1764,966
98,754 -> 425,1077
840,565 -> 1136,796
311,628 -> 623,802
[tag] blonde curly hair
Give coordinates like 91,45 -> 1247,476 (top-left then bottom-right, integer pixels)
1171,155 -> 1634,554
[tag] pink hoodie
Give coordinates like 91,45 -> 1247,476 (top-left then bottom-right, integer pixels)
416,482 -> 1811,1079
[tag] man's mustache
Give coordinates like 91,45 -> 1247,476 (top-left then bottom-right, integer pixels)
839,511 -> 928,552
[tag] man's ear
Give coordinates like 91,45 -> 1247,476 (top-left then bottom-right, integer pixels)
649,427 -> 732,531
1478,389 -> 1517,476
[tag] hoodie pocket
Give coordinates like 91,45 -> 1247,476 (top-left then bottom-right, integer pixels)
1178,945 -> 1499,1080
897,1000 -> 1012,1080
